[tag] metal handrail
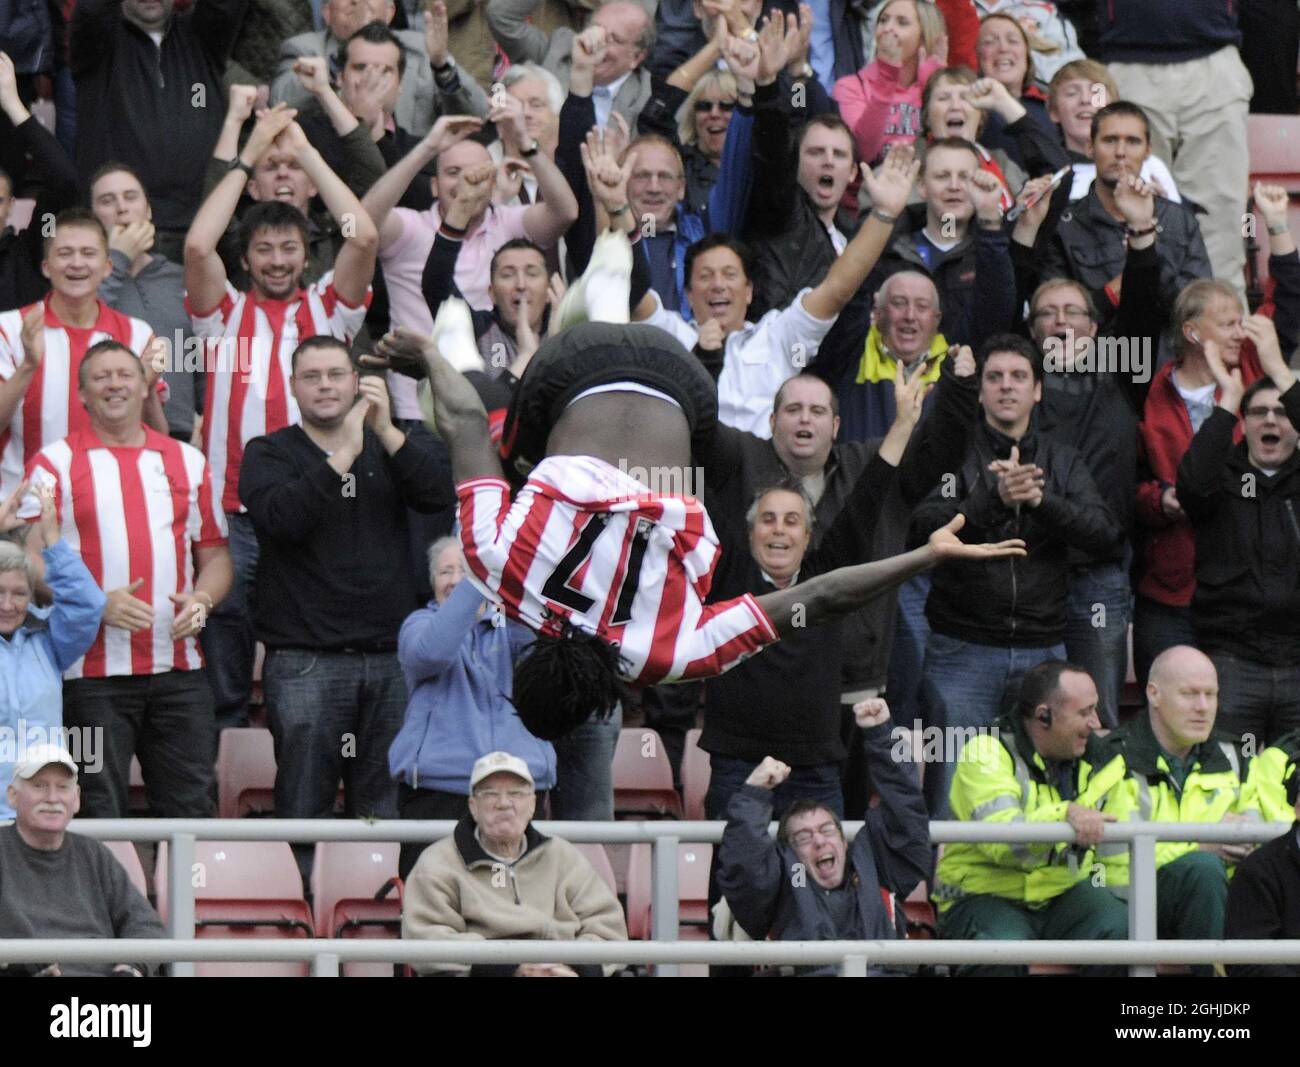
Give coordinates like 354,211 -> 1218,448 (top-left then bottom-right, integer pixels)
54,818 -> 1296,978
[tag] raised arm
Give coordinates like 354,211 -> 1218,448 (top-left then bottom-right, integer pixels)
185,106 -> 299,315
362,115 -> 483,251
715,759 -> 787,940
856,702 -> 929,899
491,94 -> 579,247
800,144 -> 919,322
424,0 -> 491,119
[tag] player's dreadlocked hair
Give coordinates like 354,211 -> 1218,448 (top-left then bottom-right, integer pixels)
512,623 -> 627,740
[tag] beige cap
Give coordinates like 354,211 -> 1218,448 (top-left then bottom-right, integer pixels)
469,751 -> 534,791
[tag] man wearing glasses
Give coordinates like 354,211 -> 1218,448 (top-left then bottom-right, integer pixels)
403,750 -> 627,975
624,135 -> 704,317
1177,334 -> 1300,747
1026,219 -> 1165,728
715,698 -> 929,975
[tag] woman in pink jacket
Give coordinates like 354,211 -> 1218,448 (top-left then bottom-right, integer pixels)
833,0 -> 948,166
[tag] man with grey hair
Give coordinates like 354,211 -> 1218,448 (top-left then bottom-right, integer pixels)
0,744 -> 165,976
487,0 -> 654,127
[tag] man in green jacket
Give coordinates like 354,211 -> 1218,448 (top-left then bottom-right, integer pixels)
935,659 -> 1129,976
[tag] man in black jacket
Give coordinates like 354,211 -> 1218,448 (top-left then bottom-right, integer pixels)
1178,333 -> 1300,747
1028,186 -> 1165,727
71,0 -> 248,262
240,336 -> 450,882
1014,102 -> 1211,333
913,332 -> 1120,816
1224,756 -> 1300,977
716,701 -> 929,976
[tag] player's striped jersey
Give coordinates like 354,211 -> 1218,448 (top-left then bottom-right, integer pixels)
188,274 -> 368,514
458,455 -> 778,685
23,428 -> 228,679
0,298 -> 154,497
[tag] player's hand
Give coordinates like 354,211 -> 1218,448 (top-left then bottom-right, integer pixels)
1066,803 -> 1115,848
745,756 -> 792,790
168,591 -> 209,640
949,343 -> 975,378
226,83 -> 259,126
358,374 -> 395,434
1160,485 -> 1185,523
104,579 -> 154,633
695,317 -> 724,352
18,304 -> 45,373
860,142 -> 919,219
424,0 -> 450,68
109,221 -> 156,264
370,327 -> 435,379
853,698 -> 890,728
927,513 -> 1027,562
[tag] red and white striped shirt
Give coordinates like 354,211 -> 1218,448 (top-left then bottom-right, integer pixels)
188,274 -> 369,514
458,455 -> 778,686
0,297 -> 154,497
23,428 -> 229,679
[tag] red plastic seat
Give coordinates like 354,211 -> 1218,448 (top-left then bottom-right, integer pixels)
572,843 -> 619,898
624,842 -> 712,941
681,728 -> 711,821
103,841 -> 148,898
613,728 -> 682,818
156,840 -> 313,977
310,841 -> 402,977
216,728 -> 277,818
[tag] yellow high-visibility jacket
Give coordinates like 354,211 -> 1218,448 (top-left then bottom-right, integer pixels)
1098,717 -> 1262,886
1244,730 -> 1300,824
934,719 -> 1128,911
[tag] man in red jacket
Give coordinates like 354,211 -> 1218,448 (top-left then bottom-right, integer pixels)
1133,193 -> 1300,688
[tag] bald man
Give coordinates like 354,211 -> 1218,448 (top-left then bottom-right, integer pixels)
1099,646 -> 1264,963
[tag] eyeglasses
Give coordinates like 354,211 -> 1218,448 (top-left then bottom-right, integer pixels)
694,99 -> 736,114
788,822 -> 841,848
1030,306 -> 1092,323
473,788 -> 534,802
1244,405 -> 1290,420
631,169 -> 682,184
295,369 -> 355,385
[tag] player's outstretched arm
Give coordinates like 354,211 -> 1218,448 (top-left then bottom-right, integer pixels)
754,514 -> 1025,638
370,314 -> 501,484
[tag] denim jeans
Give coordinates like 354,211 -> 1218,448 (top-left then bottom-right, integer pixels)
920,633 -> 1066,819
885,574 -> 932,728
1064,561 -> 1132,730
704,754 -> 844,821
63,670 -> 216,818
550,703 -> 623,820
1208,653 -> 1300,748
200,511 -> 259,736
52,66 -> 76,159
1132,596 -> 1195,692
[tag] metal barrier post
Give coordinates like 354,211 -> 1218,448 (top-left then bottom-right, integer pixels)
651,833 -> 680,977
840,954 -> 868,977
312,953 -> 340,977
168,832 -> 196,978
1128,833 -> 1158,978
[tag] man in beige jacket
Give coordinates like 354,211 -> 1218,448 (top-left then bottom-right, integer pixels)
403,750 -> 627,975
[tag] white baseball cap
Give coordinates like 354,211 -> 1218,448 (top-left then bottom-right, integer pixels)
11,743 -> 78,783
469,751 -> 534,791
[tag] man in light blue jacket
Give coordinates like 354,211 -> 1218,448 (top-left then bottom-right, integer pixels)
0,483 -> 107,818
389,535 -> 555,878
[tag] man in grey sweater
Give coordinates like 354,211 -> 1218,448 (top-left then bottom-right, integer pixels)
91,164 -> 203,442
0,745 -> 165,977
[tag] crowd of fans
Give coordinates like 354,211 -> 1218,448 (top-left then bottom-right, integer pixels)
0,0 -> 1299,976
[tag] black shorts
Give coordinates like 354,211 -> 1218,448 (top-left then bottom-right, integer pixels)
500,322 -> 717,480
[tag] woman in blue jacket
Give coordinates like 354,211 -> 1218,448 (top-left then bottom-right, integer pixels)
0,482 -> 107,818
389,536 -> 556,878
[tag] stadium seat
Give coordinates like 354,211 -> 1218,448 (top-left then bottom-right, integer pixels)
680,729 -> 711,821
155,840 -> 314,977
613,728 -> 683,818
103,841 -> 149,898
624,842 -> 712,941
572,843 -> 619,898
216,728 -> 277,818
310,842 -> 402,978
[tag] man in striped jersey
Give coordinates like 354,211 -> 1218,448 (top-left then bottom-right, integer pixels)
183,104 -> 378,736
0,208 -> 169,500
374,301 -> 1027,740
19,341 -> 233,818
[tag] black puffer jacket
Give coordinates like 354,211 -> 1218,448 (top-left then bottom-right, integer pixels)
913,418 -> 1121,647
1178,381 -> 1300,665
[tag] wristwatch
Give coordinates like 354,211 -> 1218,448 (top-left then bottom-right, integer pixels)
520,139 -> 540,158
226,157 -> 255,179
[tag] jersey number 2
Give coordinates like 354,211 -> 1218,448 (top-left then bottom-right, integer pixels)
541,514 -> 651,627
